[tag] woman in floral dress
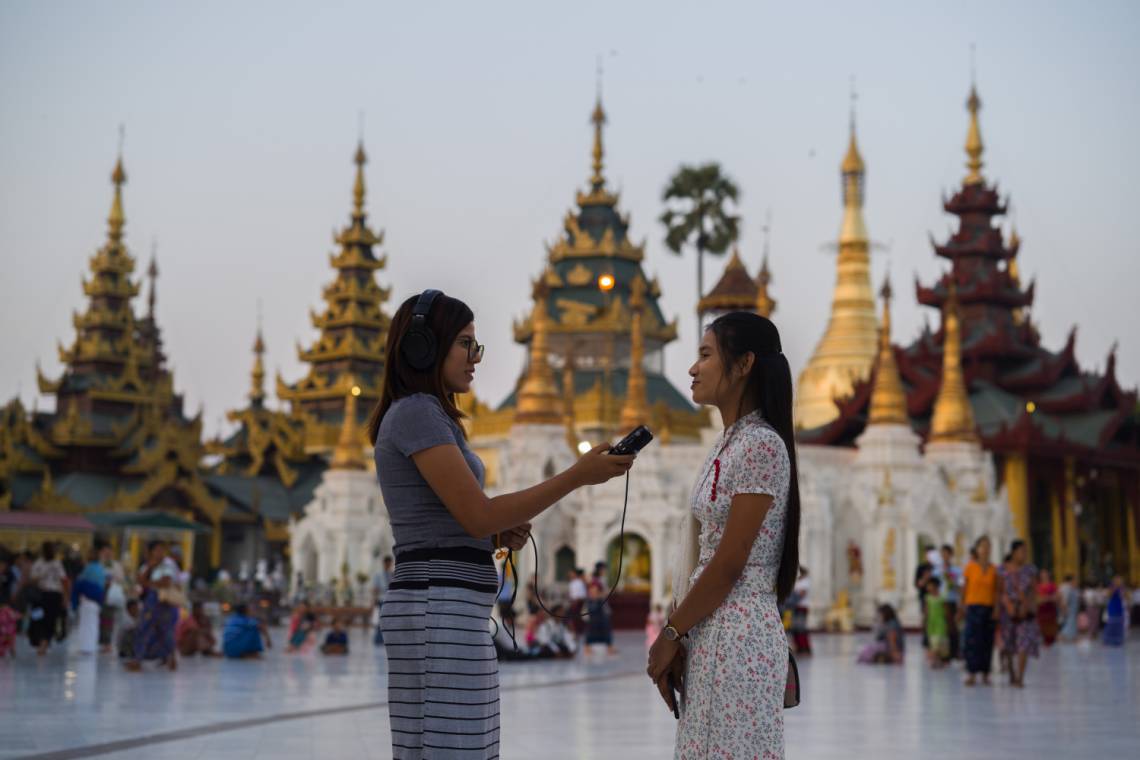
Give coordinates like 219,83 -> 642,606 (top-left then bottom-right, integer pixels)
998,540 -> 1041,687
647,312 -> 801,760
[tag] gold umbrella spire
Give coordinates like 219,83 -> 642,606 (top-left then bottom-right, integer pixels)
108,150 -> 127,245
330,381 -> 366,470
249,322 -> 266,408
515,278 -> 564,424
964,84 -> 985,186
929,281 -> 979,442
868,274 -> 908,425
589,93 -> 607,192
620,276 -> 650,431
352,140 -> 368,219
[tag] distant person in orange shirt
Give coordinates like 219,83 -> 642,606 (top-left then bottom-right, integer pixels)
959,536 -> 1000,686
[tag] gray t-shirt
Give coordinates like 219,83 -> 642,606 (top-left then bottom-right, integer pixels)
374,393 -> 490,553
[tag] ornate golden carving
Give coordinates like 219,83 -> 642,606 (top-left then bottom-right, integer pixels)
565,263 -> 593,286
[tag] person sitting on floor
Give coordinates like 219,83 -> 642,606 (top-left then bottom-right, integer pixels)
857,604 -> 905,665
320,618 -> 349,655
287,602 -> 319,652
117,599 -> 140,660
222,603 -> 271,659
176,602 -> 217,656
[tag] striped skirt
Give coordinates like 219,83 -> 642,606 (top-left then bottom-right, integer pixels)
381,546 -> 501,759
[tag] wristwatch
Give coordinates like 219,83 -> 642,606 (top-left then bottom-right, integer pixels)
663,623 -> 685,642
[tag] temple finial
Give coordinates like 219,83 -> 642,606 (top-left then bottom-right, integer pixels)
515,278 -> 564,425
147,239 -> 158,318
589,78 -> 607,192
352,138 -> 367,219
930,280 -> 979,442
249,312 -> 266,408
868,271 -> 907,426
108,131 -> 127,245
964,57 -> 985,186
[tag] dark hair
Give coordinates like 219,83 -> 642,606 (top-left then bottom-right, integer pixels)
940,544 -> 953,554
367,292 -> 475,444
1064,574 -> 1074,582
235,603 -> 250,616
878,604 -> 898,623
707,311 -> 801,604
1010,539 -> 1026,554
927,576 -> 941,588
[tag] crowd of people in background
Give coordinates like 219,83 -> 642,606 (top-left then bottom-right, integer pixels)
855,535 -> 1136,688
1,536 -> 1134,676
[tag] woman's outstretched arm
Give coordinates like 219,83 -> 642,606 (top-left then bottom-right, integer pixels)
410,442 -> 634,538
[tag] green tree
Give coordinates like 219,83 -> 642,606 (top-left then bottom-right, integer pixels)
659,163 -> 741,337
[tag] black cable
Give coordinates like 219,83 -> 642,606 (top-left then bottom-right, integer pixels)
529,470 -> 631,622
492,470 -> 632,653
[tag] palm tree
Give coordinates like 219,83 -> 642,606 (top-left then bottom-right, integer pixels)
659,163 -> 741,336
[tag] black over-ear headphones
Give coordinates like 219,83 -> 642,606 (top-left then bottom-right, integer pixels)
400,289 -> 443,371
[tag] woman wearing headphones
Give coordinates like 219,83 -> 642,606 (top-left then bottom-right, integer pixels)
368,290 -> 635,759
647,312 -> 801,760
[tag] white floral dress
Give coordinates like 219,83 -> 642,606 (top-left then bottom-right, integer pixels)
676,411 -> 791,760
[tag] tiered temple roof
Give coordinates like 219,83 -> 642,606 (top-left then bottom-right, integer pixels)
277,142 -> 392,452
466,95 -> 707,442
0,156 -> 224,525
205,327 -> 325,533
800,85 -> 1140,467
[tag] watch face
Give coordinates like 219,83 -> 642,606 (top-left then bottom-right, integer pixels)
665,626 -> 678,641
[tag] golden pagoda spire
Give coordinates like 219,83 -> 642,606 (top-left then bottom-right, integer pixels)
146,243 -> 158,319
589,93 -> 607,192
756,210 -> 776,318
929,281 -> 979,442
249,321 -> 266,408
352,140 -> 367,219
794,91 -> 878,430
620,276 -> 650,431
330,381 -> 365,470
868,274 -> 908,426
840,88 -> 868,245
515,278 -> 563,424
108,155 -> 127,246
964,84 -> 985,186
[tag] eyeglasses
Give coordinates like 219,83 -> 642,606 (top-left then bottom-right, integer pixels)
457,337 -> 485,362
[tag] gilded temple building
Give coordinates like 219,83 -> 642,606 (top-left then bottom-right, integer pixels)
276,141 -> 392,452
0,155 -> 226,569
208,142 -> 394,582
463,95 -> 710,619
202,326 -> 326,573
799,84 -> 1140,588
794,113 -> 879,430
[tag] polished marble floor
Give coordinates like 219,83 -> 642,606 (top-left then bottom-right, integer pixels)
0,626 -> 1136,759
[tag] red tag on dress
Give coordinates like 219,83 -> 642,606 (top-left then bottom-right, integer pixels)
711,458 -> 721,501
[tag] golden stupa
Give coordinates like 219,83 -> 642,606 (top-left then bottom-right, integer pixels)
794,109 -> 879,430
